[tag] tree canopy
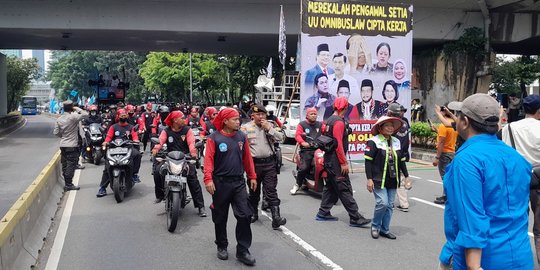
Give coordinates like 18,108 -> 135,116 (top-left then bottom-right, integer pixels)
492,55 -> 540,95
6,56 -> 39,112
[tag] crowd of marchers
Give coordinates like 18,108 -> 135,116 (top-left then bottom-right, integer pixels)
53,93 -> 540,269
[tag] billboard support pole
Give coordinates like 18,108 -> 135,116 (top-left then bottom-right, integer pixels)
282,72 -> 300,124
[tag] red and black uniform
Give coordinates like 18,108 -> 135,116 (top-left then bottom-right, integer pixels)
203,130 -> 256,255
201,120 -> 216,137
99,122 -> 142,188
294,120 -> 324,187
317,115 -> 365,223
140,111 -> 155,151
152,126 -> 205,209
187,115 -> 201,128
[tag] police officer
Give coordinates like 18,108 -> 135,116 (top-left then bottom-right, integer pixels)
96,109 -> 142,197
204,108 -> 257,266
152,111 -> 207,217
291,107 -> 324,194
315,97 -> 372,228
242,104 -> 286,229
53,100 -> 87,191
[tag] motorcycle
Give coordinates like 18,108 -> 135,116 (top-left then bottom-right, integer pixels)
291,134 -> 327,195
105,138 -> 136,203
152,137 -> 202,232
83,123 -> 105,165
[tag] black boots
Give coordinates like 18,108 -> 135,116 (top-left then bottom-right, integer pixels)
270,206 -> 286,229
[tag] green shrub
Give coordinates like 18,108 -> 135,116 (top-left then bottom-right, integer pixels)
411,121 -> 437,148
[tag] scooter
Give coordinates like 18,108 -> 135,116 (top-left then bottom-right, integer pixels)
291,134 -> 327,194
105,138 -> 136,203
84,123 -> 105,165
152,137 -> 202,232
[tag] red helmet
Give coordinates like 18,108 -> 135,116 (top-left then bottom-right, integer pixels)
191,107 -> 198,113
126,104 -> 135,113
333,96 -> 349,112
117,109 -> 128,116
88,105 -> 98,111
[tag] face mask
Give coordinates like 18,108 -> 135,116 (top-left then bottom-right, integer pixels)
90,112 -> 96,116
119,118 -> 127,123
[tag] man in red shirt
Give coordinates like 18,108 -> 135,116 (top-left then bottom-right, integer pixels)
315,97 -> 371,228
203,108 -> 257,266
96,109 -> 141,197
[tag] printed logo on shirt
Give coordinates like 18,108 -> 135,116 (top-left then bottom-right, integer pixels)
238,142 -> 243,151
209,129 -> 214,133
305,128 -> 310,133
181,135 -> 186,141
316,128 -> 320,133
219,143 -> 228,152
114,131 -> 120,136
168,136 -> 174,143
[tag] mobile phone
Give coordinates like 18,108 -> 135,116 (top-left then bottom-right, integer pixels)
440,106 -> 446,112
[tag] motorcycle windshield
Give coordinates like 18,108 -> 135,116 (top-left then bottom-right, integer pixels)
167,151 -> 185,160
89,124 -> 102,134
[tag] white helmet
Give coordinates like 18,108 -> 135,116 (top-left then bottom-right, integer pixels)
487,89 -> 497,97
265,104 -> 277,113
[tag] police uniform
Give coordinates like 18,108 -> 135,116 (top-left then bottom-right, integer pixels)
153,126 -> 205,212
203,128 -> 256,260
242,105 -> 286,228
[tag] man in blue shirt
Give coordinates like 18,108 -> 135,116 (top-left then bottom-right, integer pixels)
439,94 -> 533,270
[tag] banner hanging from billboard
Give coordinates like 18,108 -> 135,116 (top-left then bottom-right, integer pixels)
300,0 -> 413,160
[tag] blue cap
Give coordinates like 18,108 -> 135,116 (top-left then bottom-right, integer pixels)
523,94 -> 540,112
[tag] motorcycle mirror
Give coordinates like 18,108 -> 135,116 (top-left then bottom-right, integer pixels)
195,141 -> 203,149
283,121 -> 288,125
151,137 -> 160,144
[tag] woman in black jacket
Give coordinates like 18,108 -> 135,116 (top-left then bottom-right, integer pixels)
364,116 -> 410,240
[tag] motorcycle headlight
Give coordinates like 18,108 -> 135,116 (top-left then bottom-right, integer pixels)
109,160 -> 115,166
169,162 -> 183,175
86,147 -> 91,151
121,158 -> 130,165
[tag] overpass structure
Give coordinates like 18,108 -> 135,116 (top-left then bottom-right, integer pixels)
0,0 -> 539,56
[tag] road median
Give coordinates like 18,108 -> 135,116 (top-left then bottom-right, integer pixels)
0,151 -> 64,270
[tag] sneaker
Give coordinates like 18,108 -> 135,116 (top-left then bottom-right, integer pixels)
396,206 -> 409,212
349,216 -> 371,227
236,252 -> 256,266
64,184 -> 81,191
96,187 -> 107,197
198,207 -> 207,217
290,184 -> 300,195
371,227 -> 380,239
76,164 -> 85,170
132,174 -> 141,183
434,195 -> 447,205
217,248 -> 228,260
379,231 -> 397,240
315,213 -> 339,221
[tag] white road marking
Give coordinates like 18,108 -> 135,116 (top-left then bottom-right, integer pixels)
409,175 -> 421,179
44,169 -> 81,270
410,197 -> 535,238
410,197 -> 445,210
427,179 -> 443,185
260,211 -> 343,270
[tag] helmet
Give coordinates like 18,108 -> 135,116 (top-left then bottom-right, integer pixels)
159,105 -> 170,113
191,107 -> 198,113
126,104 -> 135,112
88,105 -> 98,111
265,104 -> 277,113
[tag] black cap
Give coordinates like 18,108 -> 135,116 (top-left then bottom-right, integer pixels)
360,79 -> 373,89
250,104 -> 267,114
317,43 -> 329,53
337,80 -> 350,89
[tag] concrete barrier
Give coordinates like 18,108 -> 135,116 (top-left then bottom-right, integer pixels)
0,114 -> 24,137
0,151 -> 64,270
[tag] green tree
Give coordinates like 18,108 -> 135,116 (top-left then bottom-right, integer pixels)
6,56 -> 39,112
492,55 -> 540,95
139,52 -> 228,104
47,51 -> 147,102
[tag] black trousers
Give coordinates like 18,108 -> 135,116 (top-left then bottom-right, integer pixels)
153,161 -> 205,208
60,147 -> 79,186
211,177 -> 252,254
318,155 -> 361,222
142,130 -> 151,151
530,190 -> 540,263
249,161 -> 280,213
99,148 -> 141,188
297,150 -> 315,186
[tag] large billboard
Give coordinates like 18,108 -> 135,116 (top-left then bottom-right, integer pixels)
300,0 -> 413,160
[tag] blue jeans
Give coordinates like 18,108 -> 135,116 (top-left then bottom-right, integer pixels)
372,188 -> 397,233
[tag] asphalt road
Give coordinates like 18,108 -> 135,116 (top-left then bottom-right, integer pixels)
0,115 -> 59,217
33,137 -> 539,269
